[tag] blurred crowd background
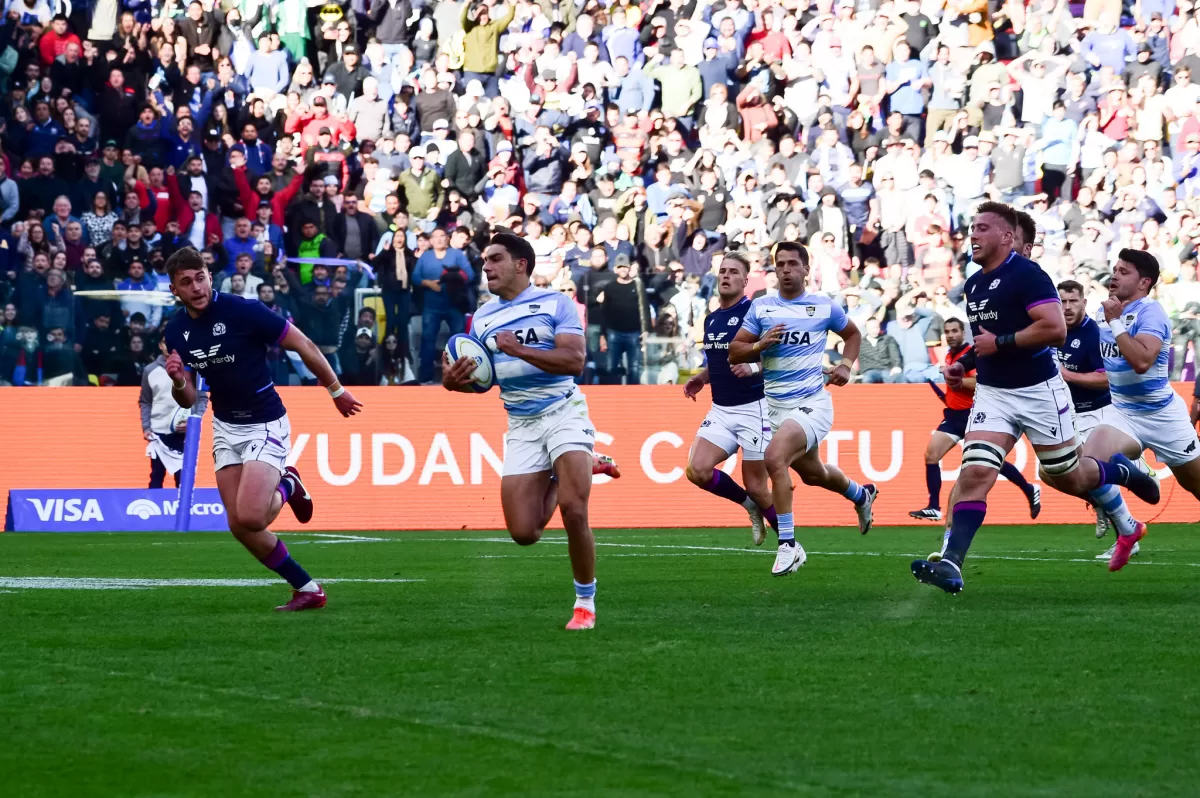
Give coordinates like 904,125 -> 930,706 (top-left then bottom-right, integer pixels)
1,0 -> 1199,389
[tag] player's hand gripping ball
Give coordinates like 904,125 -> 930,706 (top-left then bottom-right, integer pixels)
444,334 -> 496,393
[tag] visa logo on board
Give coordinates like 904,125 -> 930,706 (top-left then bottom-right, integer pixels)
25,498 -> 104,522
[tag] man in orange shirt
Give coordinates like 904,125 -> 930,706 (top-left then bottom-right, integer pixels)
910,317 -> 1041,523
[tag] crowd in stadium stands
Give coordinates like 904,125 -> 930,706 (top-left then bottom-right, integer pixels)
0,0 -> 1199,388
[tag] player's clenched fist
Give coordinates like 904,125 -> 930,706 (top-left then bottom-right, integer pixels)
944,361 -> 965,390
1101,297 -> 1123,322
827,363 -> 852,386
165,349 -> 186,387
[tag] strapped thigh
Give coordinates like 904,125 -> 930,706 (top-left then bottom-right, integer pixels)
961,439 -> 1007,471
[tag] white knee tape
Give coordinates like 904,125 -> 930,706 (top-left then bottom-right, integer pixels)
962,440 -> 1007,471
1037,445 -> 1080,476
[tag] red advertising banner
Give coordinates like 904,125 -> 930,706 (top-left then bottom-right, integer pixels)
2,386 -> 1196,530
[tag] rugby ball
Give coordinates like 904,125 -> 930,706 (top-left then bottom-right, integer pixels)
170,407 -> 191,430
445,333 -> 495,393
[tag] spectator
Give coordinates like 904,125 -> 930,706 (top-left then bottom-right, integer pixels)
857,317 -> 904,383
599,255 -> 645,385
886,301 -> 941,383
413,228 -> 473,384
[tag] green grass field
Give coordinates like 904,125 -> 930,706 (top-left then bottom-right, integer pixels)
2,524 -> 1199,797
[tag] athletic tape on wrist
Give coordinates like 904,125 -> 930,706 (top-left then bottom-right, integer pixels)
327,384 -> 345,399
1108,317 -> 1127,337
748,363 -> 761,375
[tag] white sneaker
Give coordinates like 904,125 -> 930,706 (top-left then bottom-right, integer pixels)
1097,540 -> 1140,560
1095,509 -> 1109,539
748,507 -> 767,546
772,541 -> 807,575
855,484 -> 878,535
928,529 -> 951,562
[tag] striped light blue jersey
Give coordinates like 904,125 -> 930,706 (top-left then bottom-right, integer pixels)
470,285 -> 583,417
1098,297 -> 1173,412
741,292 -> 849,407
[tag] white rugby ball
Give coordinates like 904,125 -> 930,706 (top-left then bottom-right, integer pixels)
170,407 -> 191,430
445,333 -> 495,393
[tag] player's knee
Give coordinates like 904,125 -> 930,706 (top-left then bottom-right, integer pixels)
558,497 -> 589,530
509,526 -> 542,546
764,449 -> 790,477
685,463 -> 713,486
234,507 -> 270,534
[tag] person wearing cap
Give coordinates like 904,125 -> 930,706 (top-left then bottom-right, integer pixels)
304,127 -> 350,190
323,42 -> 370,99
645,46 -> 703,120
397,146 -> 444,230
461,0 -> 515,95
598,253 -> 646,385
1123,42 -> 1162,88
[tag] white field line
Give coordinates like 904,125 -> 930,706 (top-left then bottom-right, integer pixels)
416,536 -> 1192,567
50,664 -> 806,793
0,577 -> 422,591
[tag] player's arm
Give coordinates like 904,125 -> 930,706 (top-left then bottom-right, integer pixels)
1059,366 -> 1109,389
729,324 -> 784,364
684,366 -> 709,401
828,318 -> 861,386
494,332 -> 585,376
279,324 -> 363,416
975,302 -> 1067,356
165,353 -> 197,409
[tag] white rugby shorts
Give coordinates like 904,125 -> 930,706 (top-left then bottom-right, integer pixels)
1103,395 -> 1200,468
967,375 -> 1075,446
697,398 -> 772,461
767,390 -> 834,453
503,393 -> 596,476
212,415 -> 291,474
1075,404 -> 1123,443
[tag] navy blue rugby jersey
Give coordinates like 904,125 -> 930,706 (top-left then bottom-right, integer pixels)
703,297 -> 765,407
1057,315 -> 1110,413
163,291 -> 289,424
963,252 -> 1060,389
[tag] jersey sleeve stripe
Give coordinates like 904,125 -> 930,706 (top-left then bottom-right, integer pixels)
276,319 -> 291,345
1025,298 -> 1060,311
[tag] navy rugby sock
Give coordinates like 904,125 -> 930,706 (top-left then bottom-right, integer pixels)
261,540 -> 313,590
943,501 -> 987,568
925,464 -> 941,510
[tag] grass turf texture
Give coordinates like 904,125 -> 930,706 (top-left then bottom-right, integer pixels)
2,525 -> 1199,798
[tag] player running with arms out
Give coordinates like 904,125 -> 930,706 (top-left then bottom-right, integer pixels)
910,317 -> 1041,524
683,252 -> 778,545
442,233 -> 609,630
911,203 -> 1157,594
162,248 -> 363,611
1071,250 -> 1200,571
1055,279 -> 1147,552
729,242 -> 878,577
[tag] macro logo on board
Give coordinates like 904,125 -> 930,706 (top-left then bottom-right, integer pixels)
126,499 -> 164,520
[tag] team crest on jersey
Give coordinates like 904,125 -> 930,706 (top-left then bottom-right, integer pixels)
212,322 -> 226,336
528,304 -> 540,313
1124,314 -> 1135,325
989,279 -> 1001,289
728,316 -> 739,325
805,306 -> 816,317
1070,339 -> 1080,348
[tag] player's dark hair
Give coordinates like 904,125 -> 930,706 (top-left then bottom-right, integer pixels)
722,251 -> 751,273
490,232 -> 536,276
773,241 -> 809,267
1119,248 -> 1160,288
165,247 -> 207,280
975,201 -> 1019,232
1057,279 -> 1084,296
1013,210 -> 1037,248
944,317 -> 965,332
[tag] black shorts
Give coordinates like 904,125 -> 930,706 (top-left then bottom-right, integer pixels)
936,408 -> 970,441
